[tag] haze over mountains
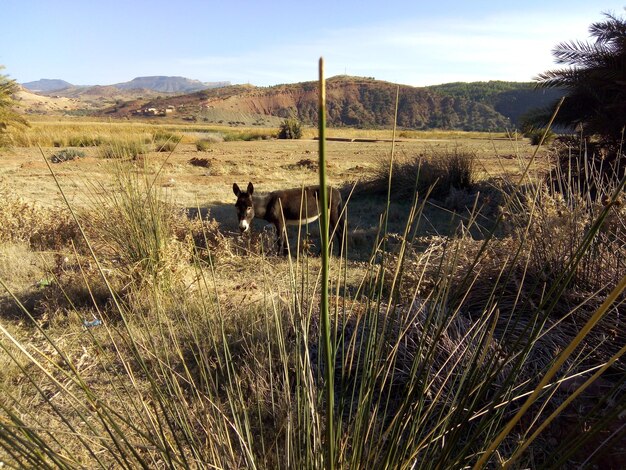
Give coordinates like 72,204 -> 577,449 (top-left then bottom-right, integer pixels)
22,76 -> 231,93
18,75 -> 562,131
21,78 -> 74,92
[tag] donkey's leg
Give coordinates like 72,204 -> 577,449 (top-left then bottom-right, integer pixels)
275,220 -> 289,256
329,201 -> 344,255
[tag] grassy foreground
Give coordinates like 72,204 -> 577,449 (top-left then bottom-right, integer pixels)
0,111 -> 624,468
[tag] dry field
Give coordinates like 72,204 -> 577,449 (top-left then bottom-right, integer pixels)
0,119 -> 624,469
1,120 -> 534,224
1,123 -> 539,258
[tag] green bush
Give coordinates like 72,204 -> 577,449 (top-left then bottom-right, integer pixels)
277,118 -> 303,139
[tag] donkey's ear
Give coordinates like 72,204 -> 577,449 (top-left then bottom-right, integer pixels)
247,182 -> 254,195
233,183 -> 241,196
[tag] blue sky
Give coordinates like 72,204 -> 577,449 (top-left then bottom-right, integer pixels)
1,1 -> 624,87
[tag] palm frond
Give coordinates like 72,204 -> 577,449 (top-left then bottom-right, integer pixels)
552,40 -> 609,66
589,11 -> 626,43
535,68 -> 581,88
536,12 -> 626,141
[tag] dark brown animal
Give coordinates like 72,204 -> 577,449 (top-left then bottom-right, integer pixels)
232,182 -> 344,254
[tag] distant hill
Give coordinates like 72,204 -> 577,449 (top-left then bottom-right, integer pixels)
104,76 -> 515,131
49,85 -> 162,100
22,76 -> 230,96
21,75 -> 561,131
426,81 -> 564,127
112,76 -> 230,93
12,85 -> 83,114
22,79 -> 74,92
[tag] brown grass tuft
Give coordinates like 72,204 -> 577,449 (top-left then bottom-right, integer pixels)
0,184 -> 80,250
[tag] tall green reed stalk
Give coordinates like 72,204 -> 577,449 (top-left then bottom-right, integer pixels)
317,57 -> 335,469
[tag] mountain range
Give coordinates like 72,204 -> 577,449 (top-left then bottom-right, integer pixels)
102,76 -> 562,131
18,75 -> 563,131
22,76 -> 230,93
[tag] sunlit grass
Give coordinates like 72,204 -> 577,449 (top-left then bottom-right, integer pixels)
9,117 -> 512,148
9,119 -> 278,147
0,99 -> 623,469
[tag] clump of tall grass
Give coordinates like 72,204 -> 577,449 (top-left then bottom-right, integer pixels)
152,130 -> 181,153
98,139 -> 147,159
154,140 -> 177,153
525,127 -> 556,145
195,139 -> 212,151
66,135 -> 104,147
223,129 -> 273,141
503,145 -> 626,293
195,134 -> 223,150
367,147 -> 477,200
80,162 -> 188,287
79,152 -> 228,289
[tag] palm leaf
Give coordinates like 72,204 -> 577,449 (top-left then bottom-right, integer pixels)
536,12 -> 626,140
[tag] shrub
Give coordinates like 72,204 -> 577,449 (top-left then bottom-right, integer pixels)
277,118 -> 303,139
50,148 -> 85,163
0,185 -> 79,250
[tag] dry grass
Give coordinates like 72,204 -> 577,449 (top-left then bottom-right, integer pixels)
0,183 -> 80,250
0,119 -> 623,468
365,147 -> 477,200
7,119 -> 278,148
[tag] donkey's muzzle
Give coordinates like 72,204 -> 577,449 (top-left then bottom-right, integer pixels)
238,220 -> 250,233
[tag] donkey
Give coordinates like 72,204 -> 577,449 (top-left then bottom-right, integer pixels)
232,182 -> 344,255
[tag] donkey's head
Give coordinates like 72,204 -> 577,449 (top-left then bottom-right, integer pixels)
232,182 -> 255,233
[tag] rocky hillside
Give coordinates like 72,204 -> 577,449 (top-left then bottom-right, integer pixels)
104,76 -> 520,131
